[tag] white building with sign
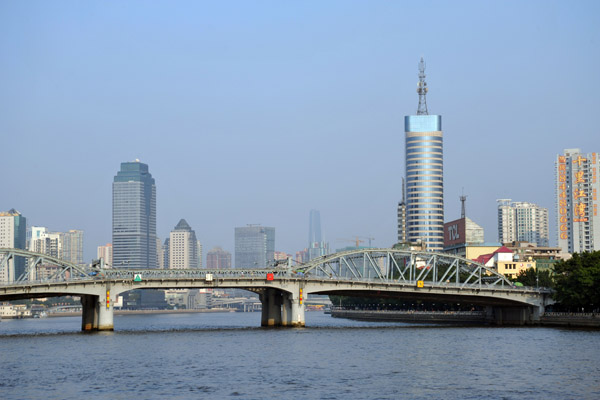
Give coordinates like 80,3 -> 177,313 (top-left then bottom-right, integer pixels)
556,149 -> 600,254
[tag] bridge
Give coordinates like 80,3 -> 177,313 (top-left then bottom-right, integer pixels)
0,248 -> 554,330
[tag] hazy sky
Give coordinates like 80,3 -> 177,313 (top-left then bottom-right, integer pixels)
1,1 -> 599,262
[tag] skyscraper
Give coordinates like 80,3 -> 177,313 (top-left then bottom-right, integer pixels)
497,199 -> 549,247
404,58 -> 444,251
112,160 -> 157,269
308,210 -> 322,244
234,225 -> 275,268
168,219 -> 199,269
556,149 -> 600,253
0,209 -> 27,282
308,210 -> 328,260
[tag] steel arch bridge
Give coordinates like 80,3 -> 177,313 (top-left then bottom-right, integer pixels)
295,248 -> 515,289
0,248 -> 553,330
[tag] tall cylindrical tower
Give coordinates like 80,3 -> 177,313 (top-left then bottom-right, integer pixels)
404,58 -> 444,251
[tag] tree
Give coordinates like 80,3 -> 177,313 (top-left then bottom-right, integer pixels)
514,268 -> 553,288
552,251 -> 600,312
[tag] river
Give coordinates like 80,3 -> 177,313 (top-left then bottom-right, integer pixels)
1,312 -> 599,399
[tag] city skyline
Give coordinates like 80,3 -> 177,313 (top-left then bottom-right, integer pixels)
1,1 -> 599,261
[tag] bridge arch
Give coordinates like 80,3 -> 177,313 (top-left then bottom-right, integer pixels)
296,248 -> 514,288
0,248 -> 90,283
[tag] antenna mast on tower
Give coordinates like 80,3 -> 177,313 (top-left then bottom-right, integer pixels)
460,189 -> 467,219
416,57 -> 429,115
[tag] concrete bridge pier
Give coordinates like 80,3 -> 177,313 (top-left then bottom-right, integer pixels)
80,292 -> 114,331
289,294 -> 305,327
486,306 -> 538,326
261,288 -> 283,327
260,288 -> 305,327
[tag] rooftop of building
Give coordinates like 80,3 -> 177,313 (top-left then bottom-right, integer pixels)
0,208 -> 22,217
173,219 -> 192,231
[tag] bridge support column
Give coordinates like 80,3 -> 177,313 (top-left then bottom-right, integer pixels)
261,288 -> 283,327
80,292 -> 114,331
281,294 -> 292,326
81,295 -> 98,331
486,306 -> 534,326
290,293 -> 305,328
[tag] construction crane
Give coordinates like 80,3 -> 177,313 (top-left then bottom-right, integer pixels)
337,236 -> 375,248
360,237 -> 375,247
337,237 -> 365,248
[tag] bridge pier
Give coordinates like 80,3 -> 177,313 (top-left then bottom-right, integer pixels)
289,293 -> 305,327
260,288 -> 305,327
80,293 -> 114,331
486,306 -> 539,326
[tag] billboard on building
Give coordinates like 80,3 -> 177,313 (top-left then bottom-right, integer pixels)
444,218 -> 466,247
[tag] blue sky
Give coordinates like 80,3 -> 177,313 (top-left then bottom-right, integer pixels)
1,1 -> 599,262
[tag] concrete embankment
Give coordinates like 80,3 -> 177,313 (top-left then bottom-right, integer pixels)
541,312 -> 600,328
331,310 -> 486,324
332,310 -> 600,328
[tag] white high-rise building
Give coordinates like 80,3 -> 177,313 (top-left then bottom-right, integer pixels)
497,199 -> 549,247
556,149 -> 600,253
168,219 -> 199,269
97,243 -> 113,268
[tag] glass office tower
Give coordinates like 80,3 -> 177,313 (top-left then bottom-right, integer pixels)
404,115 -> 444,251
112,160 -> 157,269
234,225 -> 275,268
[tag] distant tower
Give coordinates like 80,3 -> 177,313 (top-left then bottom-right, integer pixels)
460,191 -> 467,219
308,210 -> 329,260
404,58 -> 444,251
308,210 -> 322,244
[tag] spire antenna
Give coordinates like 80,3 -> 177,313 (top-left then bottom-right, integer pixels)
416,57 -> 429,115
460,188 -> 467,219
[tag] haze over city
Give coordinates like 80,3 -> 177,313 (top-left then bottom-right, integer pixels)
1,1 -> 599,262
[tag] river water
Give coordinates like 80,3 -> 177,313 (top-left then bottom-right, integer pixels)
1,312 -> 599,399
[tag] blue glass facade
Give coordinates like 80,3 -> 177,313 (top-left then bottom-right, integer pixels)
234,226 -> 275,268
404,115 -> 444,251
112,161 -> 157,268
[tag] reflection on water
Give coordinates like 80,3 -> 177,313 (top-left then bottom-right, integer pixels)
1,312 -> 599,400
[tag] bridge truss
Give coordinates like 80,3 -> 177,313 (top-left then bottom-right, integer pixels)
1,248 -> 515,291
0,248 -> 90,283
296,248 -> 514,288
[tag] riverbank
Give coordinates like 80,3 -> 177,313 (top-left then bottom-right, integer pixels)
331,309 -> 600,328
